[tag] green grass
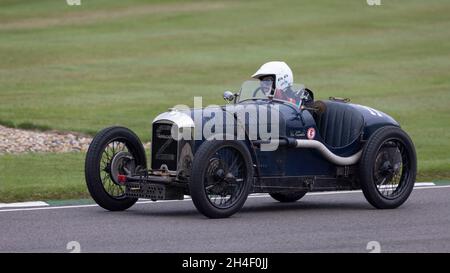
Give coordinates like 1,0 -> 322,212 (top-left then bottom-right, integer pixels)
0,0 -> 449,202
0,153 -> 88,202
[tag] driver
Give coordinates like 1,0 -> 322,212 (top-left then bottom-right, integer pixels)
251,61 -> 301,106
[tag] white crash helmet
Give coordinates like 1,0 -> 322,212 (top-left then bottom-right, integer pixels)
251,61 -> 294,91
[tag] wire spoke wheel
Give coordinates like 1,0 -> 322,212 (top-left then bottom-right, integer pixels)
190,140 -> 253,218
359,126 -> 416,209
99,140 -> 134,199
204,147 -> 246,209
85,126 -> 146,211
373,139 -> 409,199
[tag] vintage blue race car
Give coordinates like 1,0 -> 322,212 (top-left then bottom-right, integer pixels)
85,80 -> 417,218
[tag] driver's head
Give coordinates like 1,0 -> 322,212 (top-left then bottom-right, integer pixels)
251,61 -> 294,96
259,75 -> 275,94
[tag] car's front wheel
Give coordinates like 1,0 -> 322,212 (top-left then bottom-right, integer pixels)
190,141 -> 253,218
85,126 -> 147,211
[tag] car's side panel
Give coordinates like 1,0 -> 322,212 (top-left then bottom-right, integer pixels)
255,104 -> 336,177
154,100 -> 400,182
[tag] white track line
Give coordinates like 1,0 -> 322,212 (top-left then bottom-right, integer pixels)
0,182 -> 436,209
414,182 -> 436,187
0,183 -> 447,213
0,183 -> 436,209
0,201 -> 49,208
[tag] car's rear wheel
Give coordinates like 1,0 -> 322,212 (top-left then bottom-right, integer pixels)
359,126 -> 416,209
190,141 -> 253,218
85,126 -> 147,211
269,191 -> 307,203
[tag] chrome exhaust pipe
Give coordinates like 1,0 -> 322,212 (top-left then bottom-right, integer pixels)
253,138 -> 362,165
294,139 -> 362,166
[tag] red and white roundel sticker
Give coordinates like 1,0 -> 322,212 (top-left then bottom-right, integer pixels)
307,127 -> 316,140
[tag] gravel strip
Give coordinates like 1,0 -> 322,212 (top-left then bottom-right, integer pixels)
0,125 -> 93,154
0,125 -> 151,154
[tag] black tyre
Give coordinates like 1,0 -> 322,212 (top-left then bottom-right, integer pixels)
85,126 -> 147,211
269,191 -> 307,203
359,126 -> 416,209
190,141 -> 253,218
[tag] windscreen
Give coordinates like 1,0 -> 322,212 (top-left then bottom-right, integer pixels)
237,80 -> 306,108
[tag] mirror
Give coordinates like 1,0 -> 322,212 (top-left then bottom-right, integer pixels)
223,91 -> 235,103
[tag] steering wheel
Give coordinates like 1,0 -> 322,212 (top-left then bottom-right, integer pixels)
252,87 -> 267,98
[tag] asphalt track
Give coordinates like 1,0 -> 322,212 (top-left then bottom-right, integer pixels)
1,185 -> 449,253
